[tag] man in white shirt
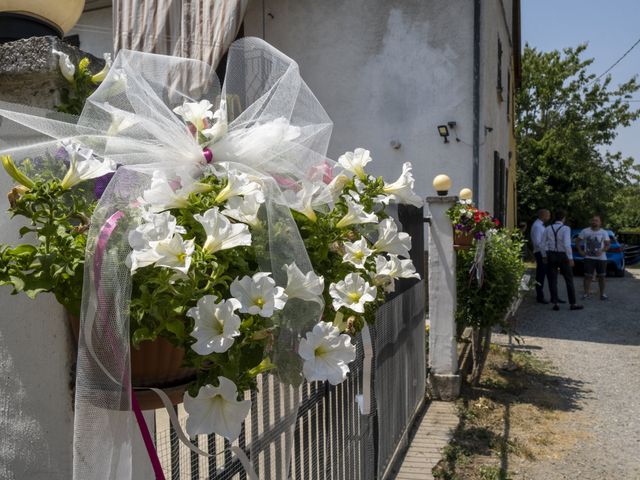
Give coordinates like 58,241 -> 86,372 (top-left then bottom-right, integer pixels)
542,209 -> 583,311
576,215 -> 610,300
531,209 -> 550,303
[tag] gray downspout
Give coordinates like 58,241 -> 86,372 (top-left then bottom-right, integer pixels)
472,0 -> 481,204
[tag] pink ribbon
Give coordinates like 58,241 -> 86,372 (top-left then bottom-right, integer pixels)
93,210 -> 166,479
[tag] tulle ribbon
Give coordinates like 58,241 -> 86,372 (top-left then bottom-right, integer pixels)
0,37 -> 335,480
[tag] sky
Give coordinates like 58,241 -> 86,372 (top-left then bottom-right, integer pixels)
522,0 -> 640,165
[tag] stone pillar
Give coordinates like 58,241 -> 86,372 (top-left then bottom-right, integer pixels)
426,196 -> 461,400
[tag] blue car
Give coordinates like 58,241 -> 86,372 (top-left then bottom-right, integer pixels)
571,229 -> 625,277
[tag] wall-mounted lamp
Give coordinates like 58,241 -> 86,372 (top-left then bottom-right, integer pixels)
437,125 -> 450,143
459,188 -> 473,201
433,174 -> 452,196
484,125 -> 493,135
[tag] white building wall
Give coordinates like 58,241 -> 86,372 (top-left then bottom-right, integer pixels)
244,0 -> 477,200
0,183 -> 73,479
477,0 -> 514,213
68,7 -> 114,57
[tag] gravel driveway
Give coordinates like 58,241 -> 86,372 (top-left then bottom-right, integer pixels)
499,265 -> 640,479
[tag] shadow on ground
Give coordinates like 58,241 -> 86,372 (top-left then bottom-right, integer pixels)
433,345 -> 591,480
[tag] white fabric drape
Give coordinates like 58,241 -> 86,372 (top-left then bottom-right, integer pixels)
113,0 -> 248,68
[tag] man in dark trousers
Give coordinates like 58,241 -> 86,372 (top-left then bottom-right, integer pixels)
530,209 -> 550,303
542,209 -> 584,311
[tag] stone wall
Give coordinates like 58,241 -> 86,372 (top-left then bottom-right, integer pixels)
0,36 -> 104,109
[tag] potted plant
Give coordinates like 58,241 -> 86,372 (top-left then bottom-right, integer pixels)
0,103 -> 423,440
447,199 -> 501,246
455,228 -> 526,385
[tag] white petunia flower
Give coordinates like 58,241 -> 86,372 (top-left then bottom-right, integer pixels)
230,272 -> 286,317
141,170 -> 204,212
214,169 -> 264,204
184,377 -> 251,440
327,173 -> 350,201
283,262 -> 324,305
373,194 -> 392,205
283,181 -> 322,222
382,162 -> 423,207
373,218 -> 411,258
342,236 -> 374,269
128,211 -> 185,272
173,100 -> 215,131
221,191 -> 263,226
194,207 -> 252,253
202,107 -> 228,145
374,254 -> 420,292
152,234 -> 194,274
128,248 -> 162,273
337,148 -> 372,179
329,273 -> 377,313
59,141 -> 115,189
106,109 -> 138,136
52,49 -> 75,82
335,197 -> 378,229
187,295 -> 242,355
298,321 -> 356,385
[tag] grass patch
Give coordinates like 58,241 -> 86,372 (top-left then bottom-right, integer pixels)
433,343 -> 589,479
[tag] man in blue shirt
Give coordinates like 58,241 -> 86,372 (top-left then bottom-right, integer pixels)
530,209 -> 550,303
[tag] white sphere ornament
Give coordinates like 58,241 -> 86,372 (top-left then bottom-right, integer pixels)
0,0 -> 85,35
432,174 -> 452,196
459,188 -> 473,201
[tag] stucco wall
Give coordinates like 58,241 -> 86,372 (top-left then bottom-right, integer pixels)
244,0 -> 476,200
68,7 -> 114,57
65,1 -> 519,212
0,183 -> 73,479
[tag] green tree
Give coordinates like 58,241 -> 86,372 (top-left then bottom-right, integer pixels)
516,44 -> 639,227
607,167 -> 640,230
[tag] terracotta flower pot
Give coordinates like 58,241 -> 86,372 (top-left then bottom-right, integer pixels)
68,314 -> 196,409
454,230 -> 474,247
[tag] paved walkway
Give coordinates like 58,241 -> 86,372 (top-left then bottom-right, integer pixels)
496,265 -> 640,479
389,401 -> 458,479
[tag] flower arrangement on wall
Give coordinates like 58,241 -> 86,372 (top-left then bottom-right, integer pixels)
447,198 -> 501,241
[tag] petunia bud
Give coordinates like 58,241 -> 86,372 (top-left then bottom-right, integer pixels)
1,155 -> 35,189
91,53 -> 112,84
51,49 -> 75,83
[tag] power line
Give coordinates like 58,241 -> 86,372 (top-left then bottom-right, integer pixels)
591,36 -> 640,84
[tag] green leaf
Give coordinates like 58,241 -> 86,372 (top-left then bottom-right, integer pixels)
247,357 -> 276,378
8,245 -> 37,256
132,327 -> 155,347
18,226 -> 33,237
9,275 -> 25,292
166,318 -> 186,338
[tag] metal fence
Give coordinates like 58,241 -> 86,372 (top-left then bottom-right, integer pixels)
153,206 -> 426,480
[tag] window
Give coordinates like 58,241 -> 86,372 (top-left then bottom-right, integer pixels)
507,71 -> 511,120
493,152 -> 507,225
497,37 -> 503,101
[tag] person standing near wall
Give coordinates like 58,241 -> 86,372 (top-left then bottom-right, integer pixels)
576,215 -> 610,300
531,209 -> 551,303
542,209 -> 584,311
